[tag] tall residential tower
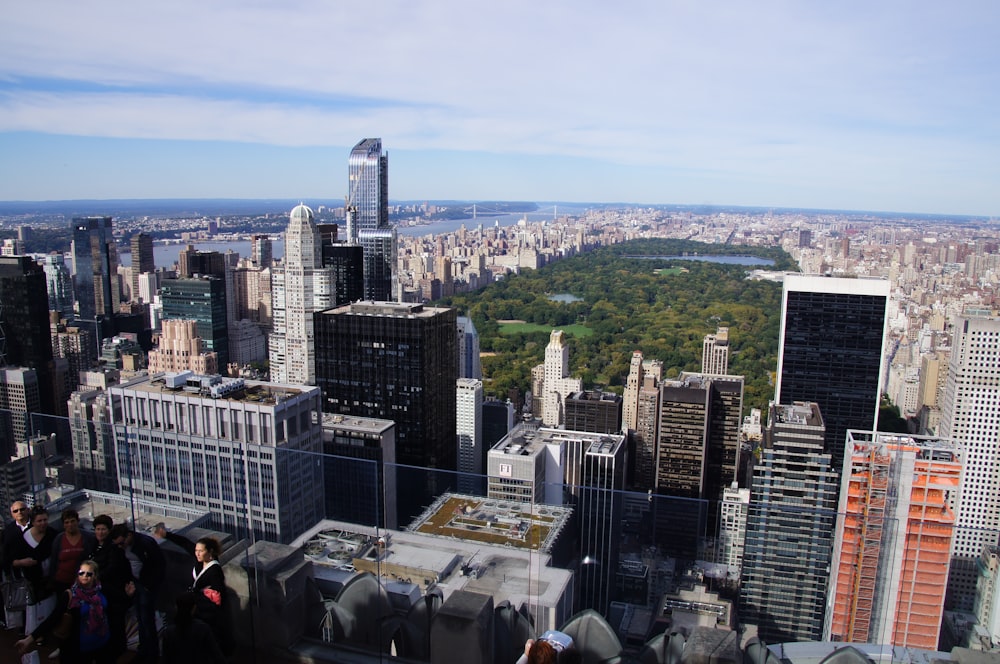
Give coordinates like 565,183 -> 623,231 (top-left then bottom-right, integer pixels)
347,138 -> 395,301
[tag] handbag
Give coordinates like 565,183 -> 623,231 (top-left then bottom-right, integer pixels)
3,572 -> 35,611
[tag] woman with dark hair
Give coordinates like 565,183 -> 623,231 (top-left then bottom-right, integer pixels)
87,515 -> 133,659
190,537 -> 232,655
10,505 -> 57,633
48,509 -> 97,593
15,559 -> 131,663
161,592 -> 226,664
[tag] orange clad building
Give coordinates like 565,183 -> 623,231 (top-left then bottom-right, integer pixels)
826,431 -> 961,649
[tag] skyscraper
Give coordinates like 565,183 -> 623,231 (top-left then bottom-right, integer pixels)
457,316 -> 483,380
775,274 -> 890,471
160,276 -> 229,368
578,434 -> 626,613
269,204 -> 335,385
42,253 -> 75,318
456,377 -> 484,495
130,233 -> 154,303
347,138 -> 395,301
740,401 -> 838,643
71,216 -> 119,323
315,301 -> 457,471
536,330 -> 582,427
826,430 -> 960,649
941,312 -> 1000,610
0,256 -> 59,417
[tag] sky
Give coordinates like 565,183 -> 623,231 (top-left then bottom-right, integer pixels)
1,2 -> 998,216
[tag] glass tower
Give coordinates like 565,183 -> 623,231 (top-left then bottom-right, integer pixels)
347,138 -> 395,301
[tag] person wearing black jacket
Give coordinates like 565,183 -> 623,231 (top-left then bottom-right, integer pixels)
9,506 -> 57,633
88,515 -> 133,660
110,524 -> 165,662
1,500 -> 32,626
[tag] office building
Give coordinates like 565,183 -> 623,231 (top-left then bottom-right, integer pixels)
826,431 -> 960,649
319,241 -> 364,307
0,367 -> 41,460
51,320 -> 97,391
160,276 -> 229,367
775,274 -> 889,472
148,319 -> 219,375
702,326 -> 730,375
251,234 -> 272,268
109,373 -> 324,543
487,426 -> 549,504
535,330 -> 583,427
68,388 -> 118,493
578,433 -> 626,613
456,378 -> 484,495
42,253 -> 75,318
564,390 -> 622,435
130,233 -> 154,303
269,204 -> 335,385
656,373 -> 743,510
973,545 -> 1000,649
178,245 -> 226,278
348,138 -> 395,301
227,319 -> 266,366
315,301 -> 457,472
457,316 -> 482,380
941,313 -> 1000,611
0,256 -> 59,416
717,483 -> 750,571
321,413 -> 397,530
740,401 -> 838,643
71,216 -> 119,323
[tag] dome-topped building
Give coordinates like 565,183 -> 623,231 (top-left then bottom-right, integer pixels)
269,203 -> 334,385
285,203 -> 320,270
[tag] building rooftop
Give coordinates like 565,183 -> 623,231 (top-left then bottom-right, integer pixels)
407,493 -> 572,553
117,371 -> 310,404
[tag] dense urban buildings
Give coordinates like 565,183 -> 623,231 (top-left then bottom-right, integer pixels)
6,189 -> 1000,657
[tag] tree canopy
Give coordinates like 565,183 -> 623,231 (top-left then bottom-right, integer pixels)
438,238 -> 792,414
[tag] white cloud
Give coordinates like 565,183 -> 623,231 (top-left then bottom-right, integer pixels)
2,1 -> 999,212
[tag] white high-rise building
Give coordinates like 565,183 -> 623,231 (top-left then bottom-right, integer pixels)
717,482 -> 750,570
942,312 -> 1000,610
269,204 -> 335,385
456,377 -> 483,494
702,326 -> 730,375
539,330 -> 582,427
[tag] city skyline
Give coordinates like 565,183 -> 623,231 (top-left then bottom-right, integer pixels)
2,3 -> 999,217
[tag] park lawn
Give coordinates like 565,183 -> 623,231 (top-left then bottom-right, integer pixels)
498,321 -> 594,337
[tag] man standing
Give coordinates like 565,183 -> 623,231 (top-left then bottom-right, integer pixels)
110,524 -> 166,662
1,501 -> 33,628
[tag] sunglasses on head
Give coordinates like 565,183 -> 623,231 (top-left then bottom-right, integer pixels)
77,570 -> 94,577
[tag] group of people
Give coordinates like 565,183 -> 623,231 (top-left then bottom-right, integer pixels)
1,501 -> 232,663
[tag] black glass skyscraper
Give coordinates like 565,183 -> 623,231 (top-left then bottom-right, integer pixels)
71,216 -> 118,322
775,274 -> 889,472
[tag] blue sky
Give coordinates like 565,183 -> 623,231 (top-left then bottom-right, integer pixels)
1,2 -> 998,216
